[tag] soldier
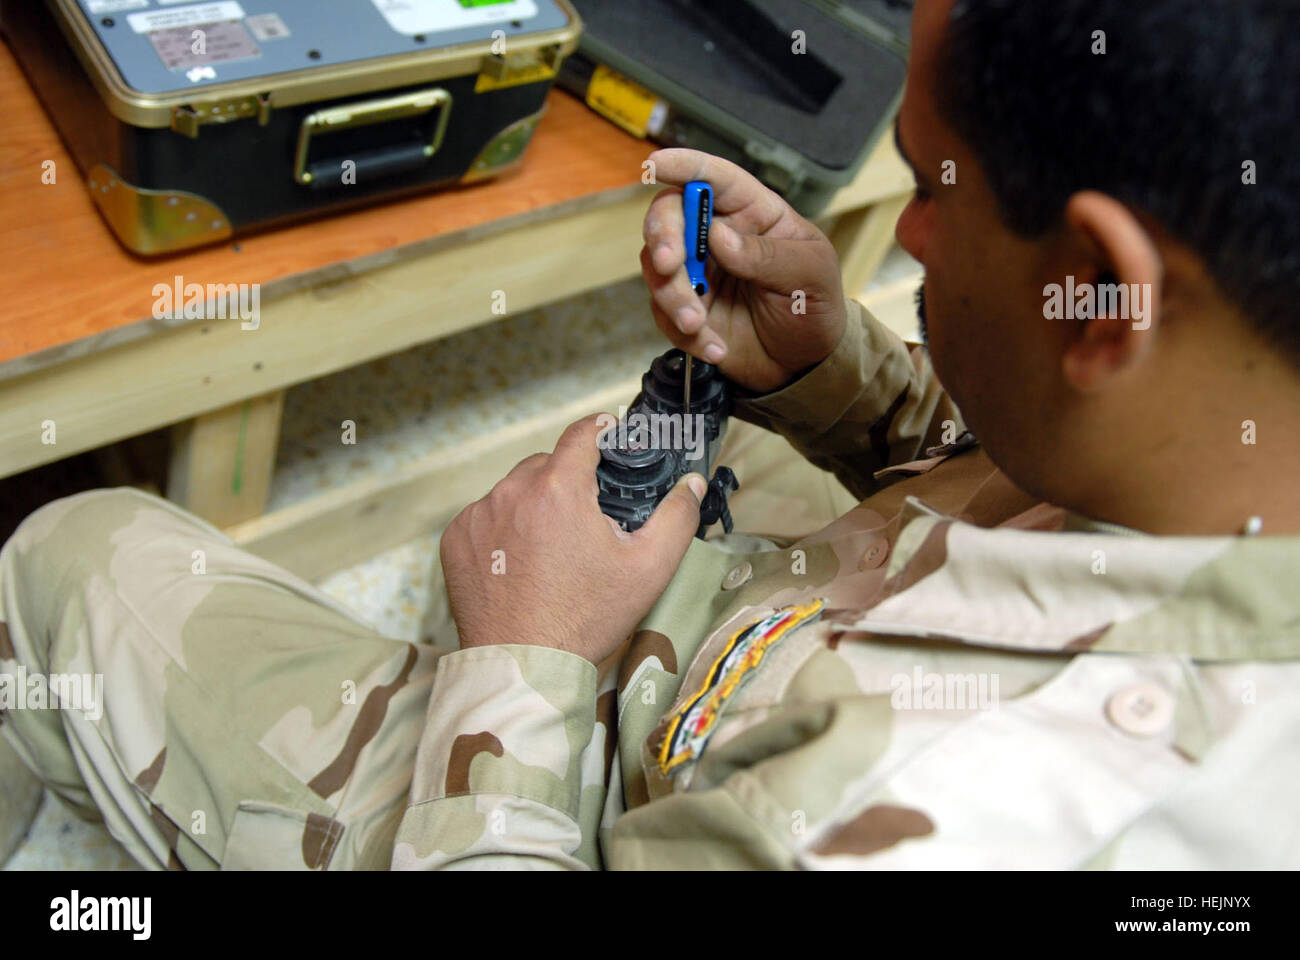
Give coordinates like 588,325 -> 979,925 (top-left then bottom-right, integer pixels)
3,0 -> 1299,869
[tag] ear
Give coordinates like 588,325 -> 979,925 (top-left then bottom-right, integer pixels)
1059,191 -> 1164,392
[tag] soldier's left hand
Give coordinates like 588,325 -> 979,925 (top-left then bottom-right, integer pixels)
440,414 -> 707,664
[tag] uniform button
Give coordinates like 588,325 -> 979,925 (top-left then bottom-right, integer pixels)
721,561 -> 753,591
1105,682 -> 1175,738
858,539 -> 890,571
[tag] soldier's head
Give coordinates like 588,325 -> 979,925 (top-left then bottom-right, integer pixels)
895,0 -> 1299,528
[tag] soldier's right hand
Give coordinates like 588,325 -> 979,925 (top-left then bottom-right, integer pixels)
640,148 -> 849,395
439,415 -> 705,666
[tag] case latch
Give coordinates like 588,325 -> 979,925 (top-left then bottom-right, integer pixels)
171,92 -> 272,138
744,141 -> 808,194
475,44 -> 562,92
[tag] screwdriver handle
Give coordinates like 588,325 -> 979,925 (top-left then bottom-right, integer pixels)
683,181 -> 712,414
683,181 -> 712,297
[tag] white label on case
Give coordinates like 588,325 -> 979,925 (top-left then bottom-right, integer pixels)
149,19 -> 259,69
128,2 -> 246,33
369,0 -> 539,37
85,0 -> 149,14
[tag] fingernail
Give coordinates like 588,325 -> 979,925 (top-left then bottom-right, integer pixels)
704,342 -> 725,362
677,305 -> 699,331
686,474 -> 707,499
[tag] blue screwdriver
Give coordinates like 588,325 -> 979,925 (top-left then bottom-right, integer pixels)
682,180 -> 712,414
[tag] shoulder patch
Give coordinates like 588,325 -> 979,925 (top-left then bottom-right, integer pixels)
657,599 -> 825,777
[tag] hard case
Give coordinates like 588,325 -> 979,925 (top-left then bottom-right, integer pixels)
557,0 -> 909,217
2,0 -> 583,255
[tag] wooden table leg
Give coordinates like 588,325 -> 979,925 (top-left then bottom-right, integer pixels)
167,390 -> 285,528
825,192 -> 913,297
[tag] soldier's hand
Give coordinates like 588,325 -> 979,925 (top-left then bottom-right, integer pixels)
440,415 -> 706,665
640,148 -> 848,395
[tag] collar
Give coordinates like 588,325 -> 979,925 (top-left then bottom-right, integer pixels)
828,498 -> 1300,661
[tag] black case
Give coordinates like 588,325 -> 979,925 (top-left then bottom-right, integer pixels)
2,0 -> 583,255
558,0 -> 909,216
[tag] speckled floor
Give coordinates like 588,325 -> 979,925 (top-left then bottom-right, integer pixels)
2,247 -> 920,871
269,278 -> 666,511
4,791 -> 142,872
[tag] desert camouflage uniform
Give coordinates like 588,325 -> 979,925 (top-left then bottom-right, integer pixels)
2,297 -> 1297,870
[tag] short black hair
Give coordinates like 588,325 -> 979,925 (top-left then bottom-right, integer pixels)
933,0 -> 1299,361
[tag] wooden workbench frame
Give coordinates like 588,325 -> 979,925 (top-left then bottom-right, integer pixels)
1,134 -> 915,579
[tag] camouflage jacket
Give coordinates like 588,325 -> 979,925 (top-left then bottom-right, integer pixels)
391,297 -> 1300,870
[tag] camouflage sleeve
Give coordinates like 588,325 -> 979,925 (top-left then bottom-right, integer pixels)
390,644 -> 609,870
731,296 -> 964,501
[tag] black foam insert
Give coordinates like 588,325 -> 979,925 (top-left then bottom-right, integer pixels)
571,0 -> 907,170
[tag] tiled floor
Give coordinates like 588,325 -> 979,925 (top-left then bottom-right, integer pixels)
2,248 -> 922,870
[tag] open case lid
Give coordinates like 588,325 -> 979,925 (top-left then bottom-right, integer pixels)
45,0 -> 582,128
570,0 -> 906,172
811,0 -> 913,51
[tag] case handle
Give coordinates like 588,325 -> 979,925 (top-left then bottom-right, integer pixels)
294,87 -> 453,187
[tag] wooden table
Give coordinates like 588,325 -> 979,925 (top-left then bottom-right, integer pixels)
0,35 -> 914,580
